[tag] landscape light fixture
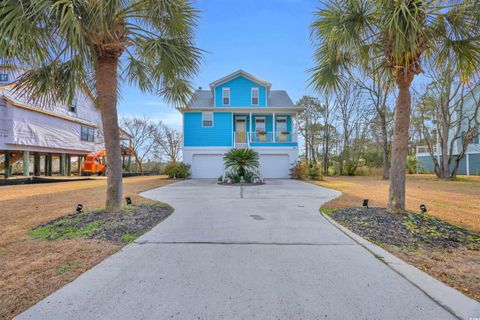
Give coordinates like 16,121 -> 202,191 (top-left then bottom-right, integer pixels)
420,204 -> 427,213
362,199 -> 369,209
125,197 -> 132,205
76,204 -> 83,213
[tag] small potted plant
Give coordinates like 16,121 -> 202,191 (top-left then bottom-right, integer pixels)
256,130 -> 267,142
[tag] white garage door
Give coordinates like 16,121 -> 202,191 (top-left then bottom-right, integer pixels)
191,154 -> 224,178
259,154 -> 290,178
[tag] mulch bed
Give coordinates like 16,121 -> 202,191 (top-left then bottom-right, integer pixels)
217,182 -> 265,186
31,203 -> 173,243
329,207 -> 480,250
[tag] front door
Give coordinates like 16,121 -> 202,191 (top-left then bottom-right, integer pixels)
236,118 -> 246,143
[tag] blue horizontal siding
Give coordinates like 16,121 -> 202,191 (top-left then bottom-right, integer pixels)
214,76 -> 267,107
469,153 -> 480,175
417,156 -> 434,173
417,155 -> 469,174
183,112 -> 232,147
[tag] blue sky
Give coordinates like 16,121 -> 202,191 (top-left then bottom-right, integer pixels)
118,0 -> 320,130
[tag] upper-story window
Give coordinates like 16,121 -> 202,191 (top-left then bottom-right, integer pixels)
222,88 -> 230,105
251,88 -> 259,105
0,73 -> 8,82
81,125 -> 95,142
69,97 -> 78,113
202,112 -> 213,127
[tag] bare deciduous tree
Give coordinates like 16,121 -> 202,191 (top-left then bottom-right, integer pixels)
335,85 -> 374,175
354,69 -> 393,179
154,123 -> 182,163
297,97 -> 323,164
121,116 -> 157,175
318,94 -> 337,175
415,65 -> 480,179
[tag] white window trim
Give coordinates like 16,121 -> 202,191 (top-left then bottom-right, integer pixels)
255,116 -> 266,131
202,111 -> 214,128
251,87 -> 259,105
222,87 -> 230,105
276,116 -> 287,132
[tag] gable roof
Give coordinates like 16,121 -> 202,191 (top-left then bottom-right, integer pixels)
189,90 -> 214,109
209,70 -> 272,90
268,90 -> 294,106
185,89 -> 295,109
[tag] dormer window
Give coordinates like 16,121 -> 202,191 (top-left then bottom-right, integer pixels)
0,74 -> 8,82
222,87 -> 230,105
251,88 -> 259,105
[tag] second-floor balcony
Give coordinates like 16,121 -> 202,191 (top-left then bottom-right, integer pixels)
417,145 -> 438,155
232,112 -> 299,148
234,131 -> 298,148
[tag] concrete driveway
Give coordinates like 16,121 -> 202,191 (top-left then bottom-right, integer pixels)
17,179 -> 455,319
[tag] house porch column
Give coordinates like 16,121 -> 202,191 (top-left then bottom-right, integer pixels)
4,150 -> 11,178
60,154 -> 66,175
67,155 -> 72,176
466,153 -> 470,176
273,112 -> 276,143
249,112 -> 252,145
23,151 -> 30,176
33,153 -> 41,176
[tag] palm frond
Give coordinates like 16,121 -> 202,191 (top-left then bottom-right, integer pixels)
309,0 -> 375,93
13,57 -> 92,107
1,0 -> 202,107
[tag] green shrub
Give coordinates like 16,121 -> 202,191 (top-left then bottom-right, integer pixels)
223,148 -> 259,178
227,170 -> 255,183
406,155 -> 419,174
164,162 -> 190,179
290,161 -> 308,179
308,163 -> 323,180
353,166 -> 384,176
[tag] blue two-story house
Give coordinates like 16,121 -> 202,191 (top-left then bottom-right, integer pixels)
181,70 -> 302,178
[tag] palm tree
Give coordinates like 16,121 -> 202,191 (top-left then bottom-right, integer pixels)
310,0 -> 480,213
0,0 -> 201,212
223,148 -> 260,179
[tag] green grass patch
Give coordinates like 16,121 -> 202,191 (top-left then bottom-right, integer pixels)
30,218 -> 101,241
57,263 -> 71,275
121,230 -> 147,243
321,207 -> 337,216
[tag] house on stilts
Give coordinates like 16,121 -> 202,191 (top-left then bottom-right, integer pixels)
0,67 -> 132,181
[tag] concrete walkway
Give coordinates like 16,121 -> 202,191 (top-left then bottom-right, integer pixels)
17,179 -> 456,319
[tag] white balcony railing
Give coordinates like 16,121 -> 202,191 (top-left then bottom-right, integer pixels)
417,145 -> 438,155
233,131 -> 297,147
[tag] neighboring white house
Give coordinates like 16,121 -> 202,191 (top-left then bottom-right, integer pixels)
416,87 -> 480,175
180,70 -> 303,178
0,67 -> 105,177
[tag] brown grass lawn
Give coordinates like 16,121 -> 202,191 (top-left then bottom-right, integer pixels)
315,174 -> 480,232
314,174 -> 480,301
0,176 -> 175,320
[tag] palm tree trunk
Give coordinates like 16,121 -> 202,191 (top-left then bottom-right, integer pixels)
95,56 -> 123,213
388,77 -> 412,213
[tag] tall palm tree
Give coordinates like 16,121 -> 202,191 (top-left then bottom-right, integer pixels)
0,0 -> 201,212
310,0 -> 480,213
